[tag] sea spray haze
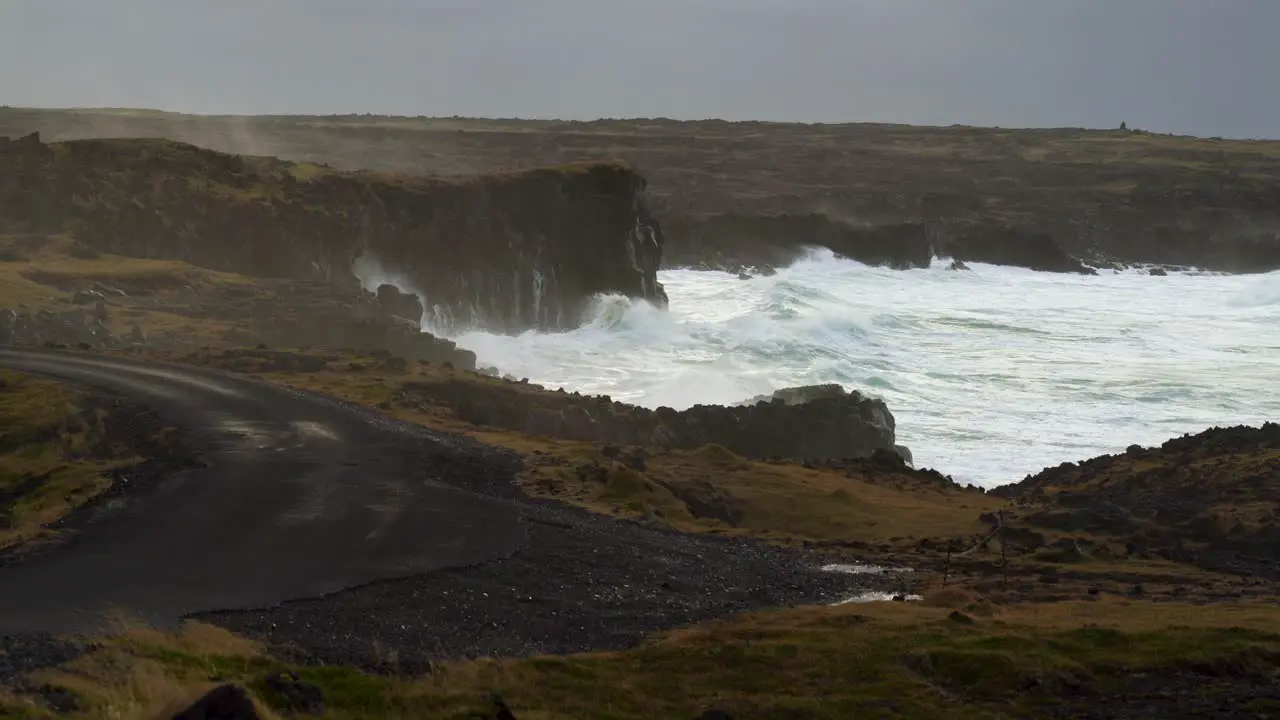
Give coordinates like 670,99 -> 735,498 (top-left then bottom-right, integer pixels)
431,251 -> 1279,487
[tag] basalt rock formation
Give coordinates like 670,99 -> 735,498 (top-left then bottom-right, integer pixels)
0,133 -> 666,334
993,423 -> 1280,579
661,214 -> 933,273
397,379 -> 899,461
931,224 -> 1096,275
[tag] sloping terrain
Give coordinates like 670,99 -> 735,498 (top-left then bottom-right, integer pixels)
994,423 -> 1280,579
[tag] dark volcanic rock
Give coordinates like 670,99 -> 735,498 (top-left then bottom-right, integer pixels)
402,380 -> 898,461
936,225 -> 1096,274
662,213 -> 933,272
170,684 -> 261,720
262,671 -> 323,715
994,423 -> 1280,579
375,284 -> 424,325
0,135 -> 666,333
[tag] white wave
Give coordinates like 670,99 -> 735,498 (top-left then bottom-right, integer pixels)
434,251 -> 1280,488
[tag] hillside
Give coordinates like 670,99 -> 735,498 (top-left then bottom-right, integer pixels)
994,423 -> 1280,580
4,107 -> 1280,272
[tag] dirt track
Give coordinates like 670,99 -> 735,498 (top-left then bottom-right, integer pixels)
0,349 -> 871,668
0,348 -> 525,634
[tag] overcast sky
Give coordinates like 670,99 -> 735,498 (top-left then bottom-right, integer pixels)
2,0 -> 1276,138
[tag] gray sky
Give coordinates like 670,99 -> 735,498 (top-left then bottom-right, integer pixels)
2,0 -> 1277,138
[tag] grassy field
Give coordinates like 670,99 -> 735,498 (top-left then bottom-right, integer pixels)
0,370 -> 137,551
6,598 -> 1280,719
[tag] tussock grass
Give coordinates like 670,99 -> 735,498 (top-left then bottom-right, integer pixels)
5,600 -> 1279,719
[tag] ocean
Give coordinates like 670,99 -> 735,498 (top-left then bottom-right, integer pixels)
399,250 -> 1280,489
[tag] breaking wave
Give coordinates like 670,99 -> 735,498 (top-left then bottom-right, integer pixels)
444,249 -> 1279,487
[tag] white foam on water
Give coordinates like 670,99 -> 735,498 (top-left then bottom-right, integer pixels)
425,249 -> 1280,487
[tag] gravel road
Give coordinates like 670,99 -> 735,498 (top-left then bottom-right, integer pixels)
0,348 -> 876,673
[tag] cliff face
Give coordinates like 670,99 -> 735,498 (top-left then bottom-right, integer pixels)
662,214 -> 933,272
0,134 -> 666,333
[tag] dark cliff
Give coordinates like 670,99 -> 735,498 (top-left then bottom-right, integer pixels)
662,214 -> 933,272
991,423 -> 1280,579
0,133 -> 667,333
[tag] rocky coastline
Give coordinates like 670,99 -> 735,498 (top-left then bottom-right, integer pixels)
0,133 -> 666,334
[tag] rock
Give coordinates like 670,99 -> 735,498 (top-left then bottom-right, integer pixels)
91,281 -> 127,297
662,213 -> 933,272
404,379 -> 900,462
1149,266 -> 1168,276
657,478 -> 745,525
71,289 -> 105,305
170,684 -> 261,720
375,284 -> 424,325
490,693 -> 518,720
940,226 -> 1096,274
894,444 -> 914,466
947,259 -> 970,271
765,384 -> 848,406
262,671 -> 323,715
126,323 -> 148,345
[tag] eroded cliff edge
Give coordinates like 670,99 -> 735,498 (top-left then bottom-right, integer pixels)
0,133 -> 667,333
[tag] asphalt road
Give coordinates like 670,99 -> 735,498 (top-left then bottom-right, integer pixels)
0,348 -> 525,634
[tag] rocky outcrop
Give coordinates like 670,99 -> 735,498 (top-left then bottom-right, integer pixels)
931,224 -> 1097,274
662,213 -> 932,273
0,134 -> 666,334
375,284 -> 424,325
398,379 -> 899,461
993,423 -> 1280,579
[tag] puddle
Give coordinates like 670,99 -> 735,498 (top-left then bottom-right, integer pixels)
214,418 -> 341,450
835,591 -> 923,605
821,563 -> 913,575
820,563 -> 920,605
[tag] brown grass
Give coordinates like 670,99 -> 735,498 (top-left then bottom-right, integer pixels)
0,370 -> 131,550
7,598 -> 1280,719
